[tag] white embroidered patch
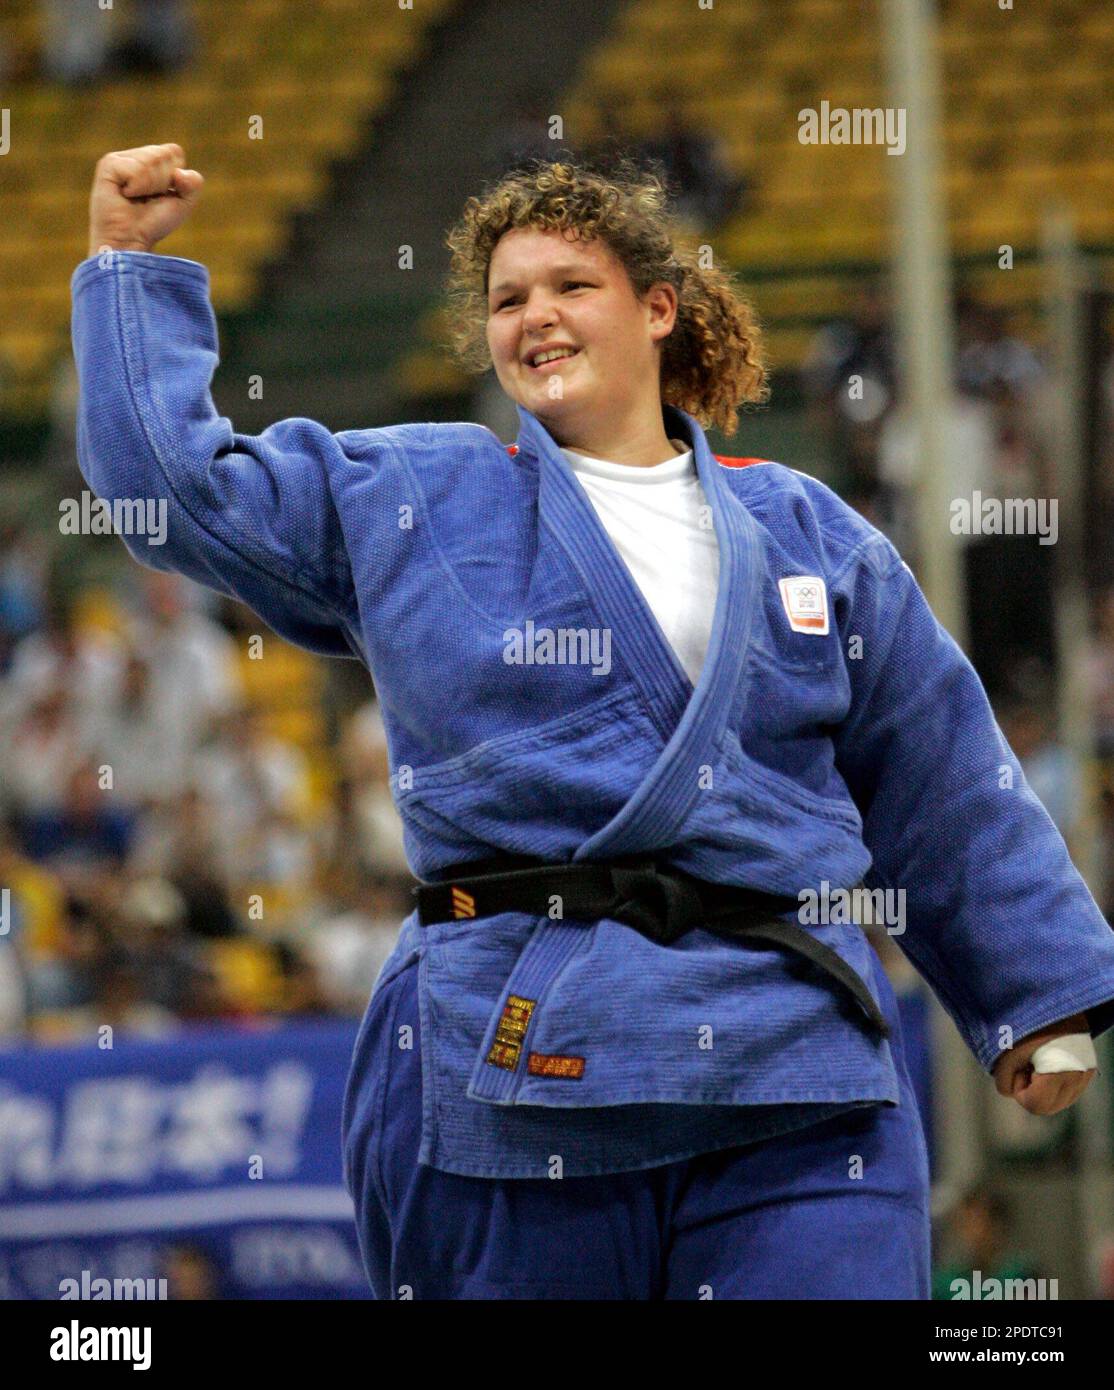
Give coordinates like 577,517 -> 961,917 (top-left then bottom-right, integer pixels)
778,575 -> 829,635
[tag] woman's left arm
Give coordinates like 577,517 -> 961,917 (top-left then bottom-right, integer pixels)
828,528 -> 1113,1111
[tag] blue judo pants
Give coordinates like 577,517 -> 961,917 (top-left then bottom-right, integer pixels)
342,948 -> 931,1299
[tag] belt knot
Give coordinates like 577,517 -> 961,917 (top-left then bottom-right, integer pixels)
608,858 -> 706,943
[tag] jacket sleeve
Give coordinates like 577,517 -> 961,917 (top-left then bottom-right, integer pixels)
70,251 -> 364,660
830,527 -> 1114,1070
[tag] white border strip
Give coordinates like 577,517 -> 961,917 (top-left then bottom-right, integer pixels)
0,1185 -> 354,1238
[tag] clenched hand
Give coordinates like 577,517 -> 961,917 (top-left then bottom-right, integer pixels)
88,143 -> 204,258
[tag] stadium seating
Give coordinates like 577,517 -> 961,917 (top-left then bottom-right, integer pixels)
560,0 -> 1114,368
7,0 -> 1109,421
0,0 -> 457,421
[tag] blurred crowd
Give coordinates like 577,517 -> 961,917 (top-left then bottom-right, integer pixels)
0,556 -> 410,1042
487,90 -> 750,233
803,284 -> 1114,918
0,0 -> 196,87
934,1183 -> 1114,1300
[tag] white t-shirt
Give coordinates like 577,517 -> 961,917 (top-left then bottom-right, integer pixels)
560,438 -> 718,685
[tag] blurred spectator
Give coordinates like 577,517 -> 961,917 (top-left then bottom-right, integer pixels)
959,387 -> 1057,701
274,941 -> 332,1017
877,373 -> 1055,700
0,817 -> 65,1016
803,280 -> 896,506
0,859 -> 31,1037
335,701 -> 409,878
245,803 -> 317,893
39,0 -> 196,86
162,1243 -> 220,1300
932,1187 -> 1044,1299
124,571 -> 244,767
803,280 -> 896,413
129,785 -> 243,938
308,868 -> 407,1013
486,96 -> 559,172
39,0 -> 115,85
0,589 -> 124,749
877,389 -> 996,561
2,681 -> 87,818
1098,1236 -> 1114,1300
956,298 -> 1044,402
43,357 -> 82,484
1083,588 -> 1114,760
0,523 -> 48,675
988,383 -> 1046,500
27,887 -> 117,1025
116,876 -> 212,1015
172,868 -> 242,941
0,936 -> 27,1038
18,757 -> 137,880
59,948 -> 179,1040
315,775 -> 364,905
998,699 -> 1082,844
640,97 -> 750,230
192,705 -> 313,903
175,956 -> 240,1024
85,645 -> 195,811
106,0 -> 197,78
805,288 -> 1056,677
489,94 -> 748,234
1094,762 -> 1114,923
1099,343 -> 1114,539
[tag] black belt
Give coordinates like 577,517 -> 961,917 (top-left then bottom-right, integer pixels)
414,855 -> 889,1038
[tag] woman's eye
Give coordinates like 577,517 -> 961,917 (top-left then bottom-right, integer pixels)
495,283 -> 589,310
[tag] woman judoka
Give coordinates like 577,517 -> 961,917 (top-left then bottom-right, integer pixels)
75,144 -> 1114,1299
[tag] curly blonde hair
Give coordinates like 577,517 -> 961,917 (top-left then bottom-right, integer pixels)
442,153 -> 768,437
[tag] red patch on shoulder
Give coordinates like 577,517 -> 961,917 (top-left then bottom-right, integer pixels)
506,444 -> 519,456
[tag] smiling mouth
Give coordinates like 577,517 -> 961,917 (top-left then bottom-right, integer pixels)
525,349 -> 581,371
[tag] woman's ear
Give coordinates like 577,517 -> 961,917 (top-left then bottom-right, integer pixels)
646,282 -> 678,340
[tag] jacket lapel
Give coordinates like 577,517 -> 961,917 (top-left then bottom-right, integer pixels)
515,403 -> 761,857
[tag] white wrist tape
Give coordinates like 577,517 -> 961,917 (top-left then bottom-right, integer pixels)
1031,1033 -> 1098,1073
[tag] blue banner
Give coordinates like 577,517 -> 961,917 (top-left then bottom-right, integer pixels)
0,994 -> 935,1300
0,1019 -> 370,1300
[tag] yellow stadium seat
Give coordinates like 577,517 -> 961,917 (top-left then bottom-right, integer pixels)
0,0 -> 448,421
208,939 -> 285,1012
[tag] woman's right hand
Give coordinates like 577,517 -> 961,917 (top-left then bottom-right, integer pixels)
88,143 -> 204,258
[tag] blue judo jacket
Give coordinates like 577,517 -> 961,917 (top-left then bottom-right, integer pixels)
71,251 -> 1114,1178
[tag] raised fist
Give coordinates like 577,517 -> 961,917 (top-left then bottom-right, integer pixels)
88,143 -> 204,258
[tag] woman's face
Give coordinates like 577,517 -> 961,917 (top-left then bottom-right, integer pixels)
485,225 -> 676,441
